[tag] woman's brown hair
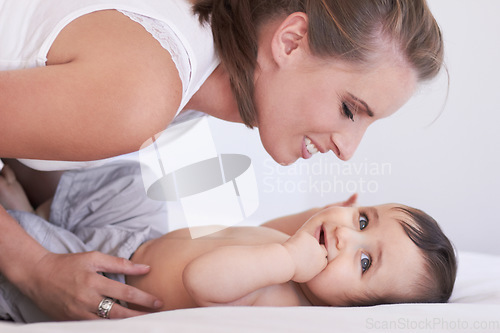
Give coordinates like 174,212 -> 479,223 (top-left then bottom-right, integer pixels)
193,0 -> 444,128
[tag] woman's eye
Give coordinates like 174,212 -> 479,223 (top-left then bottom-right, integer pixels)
359,214 -> 369,230
361,253 -> 371,273
342,102 -> 354,122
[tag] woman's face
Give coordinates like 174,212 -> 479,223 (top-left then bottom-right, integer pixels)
254,52 -> 417,165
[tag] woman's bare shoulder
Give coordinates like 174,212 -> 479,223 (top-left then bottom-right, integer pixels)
47,9 -> 183,116
0,10 -> 183,160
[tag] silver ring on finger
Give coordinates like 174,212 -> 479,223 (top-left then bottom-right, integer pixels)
97,296 -> 116,319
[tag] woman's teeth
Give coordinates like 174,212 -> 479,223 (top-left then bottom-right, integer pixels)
305,137 -> 319,155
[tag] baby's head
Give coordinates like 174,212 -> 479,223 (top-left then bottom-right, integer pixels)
384,205 -> 457,304
298,204 -> 456,307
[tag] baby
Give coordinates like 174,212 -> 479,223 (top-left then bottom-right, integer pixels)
0,162 -> 456,321
129,202 -> 457,310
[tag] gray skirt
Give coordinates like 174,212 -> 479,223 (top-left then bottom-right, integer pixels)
0,162 -> 167,322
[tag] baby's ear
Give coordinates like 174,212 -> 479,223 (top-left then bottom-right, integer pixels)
323,193 -> 358,209
341,193 -> 358,207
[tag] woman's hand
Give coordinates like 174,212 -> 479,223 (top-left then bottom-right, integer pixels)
20,251 -> 163,320
282,230 -> 328,283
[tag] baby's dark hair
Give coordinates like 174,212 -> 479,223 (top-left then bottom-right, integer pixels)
348,205 -> 457,307
392,205 -> 457,303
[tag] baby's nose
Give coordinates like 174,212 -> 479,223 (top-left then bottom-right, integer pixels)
335,226 -> 360,250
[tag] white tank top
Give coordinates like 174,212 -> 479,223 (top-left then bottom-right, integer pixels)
0,0 -> 220,170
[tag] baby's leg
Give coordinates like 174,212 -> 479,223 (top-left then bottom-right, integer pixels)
1,159 -> 62,207
0,165 -> 35,214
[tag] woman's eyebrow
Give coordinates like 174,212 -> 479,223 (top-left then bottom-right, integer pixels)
348,93 -> 374,117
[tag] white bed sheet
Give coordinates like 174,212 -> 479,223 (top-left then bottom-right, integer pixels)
1,251 -> 499,333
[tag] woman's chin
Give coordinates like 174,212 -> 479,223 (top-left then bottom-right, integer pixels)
261,137 -> 298,166
273,154 -> 298,167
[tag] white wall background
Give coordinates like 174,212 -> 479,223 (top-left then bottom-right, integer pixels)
206,0 -> 500,255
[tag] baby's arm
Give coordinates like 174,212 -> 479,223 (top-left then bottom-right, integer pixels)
183,236 -> 327,306
262,194 -> 357,235
183,243 -> 295,306
262,208 -> 322,236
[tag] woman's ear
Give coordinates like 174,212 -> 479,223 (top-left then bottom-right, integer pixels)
271,12 -> 309,67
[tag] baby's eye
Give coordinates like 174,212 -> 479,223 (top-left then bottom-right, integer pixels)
359,214 -> 369,230
361,253 -> 371,273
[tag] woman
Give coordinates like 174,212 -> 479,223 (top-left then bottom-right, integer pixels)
0,0 -> 443,321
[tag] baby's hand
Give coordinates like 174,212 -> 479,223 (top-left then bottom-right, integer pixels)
282,230 -> 328,282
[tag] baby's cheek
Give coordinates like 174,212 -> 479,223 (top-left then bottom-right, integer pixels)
328,256 -> 356,282
307,264 -> 355,306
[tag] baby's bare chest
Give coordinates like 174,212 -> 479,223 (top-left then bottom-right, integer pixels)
129,226 -> 290,310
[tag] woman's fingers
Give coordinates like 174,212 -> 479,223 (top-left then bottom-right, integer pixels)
107,303 -> 151,320
89,252 -> 163,310
92,252 -> 151,275
94,275 -> 163,311
27,251 -> 162,320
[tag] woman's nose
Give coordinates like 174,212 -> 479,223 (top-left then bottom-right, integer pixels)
331,125 -> 368,161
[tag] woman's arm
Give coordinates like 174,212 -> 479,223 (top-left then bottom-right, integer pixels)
262,194 -> 358,235
0,206 -> 162,320
0,10 -> 181,161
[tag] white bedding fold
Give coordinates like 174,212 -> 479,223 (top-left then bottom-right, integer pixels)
1,304 -> 499,333
1,251 -> 498,333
